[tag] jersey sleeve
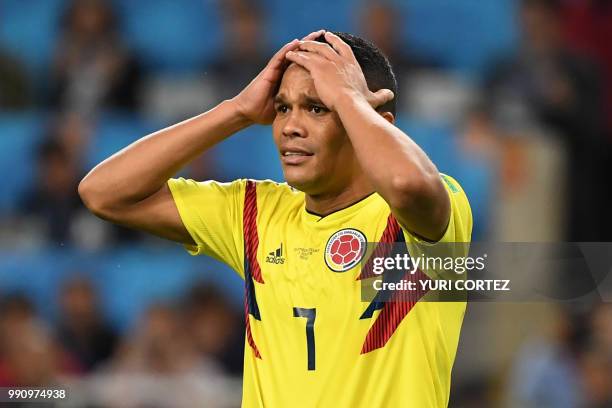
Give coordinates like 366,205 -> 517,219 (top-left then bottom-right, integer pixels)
167,177 -> 245,278
400,174 -> 473,282
402,173 -> 473,245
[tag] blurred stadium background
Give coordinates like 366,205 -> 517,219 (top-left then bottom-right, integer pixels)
0,0 -> 610,406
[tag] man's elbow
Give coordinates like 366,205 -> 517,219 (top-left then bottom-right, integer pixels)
78,176 -> 114,220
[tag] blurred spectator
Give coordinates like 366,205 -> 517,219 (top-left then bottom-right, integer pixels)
449,376 -> 494,408
577,302 -> 612,408
0,294 -> 36,385
561,0 -> 612,243
0,294 -> 79,387
360,1 -> 437,75
17,123 -> 126,248
562,0 -> 612,134
0,49 -> 32,109
0,294 -> 37,370
49,0 -> 142,116
48,112 -> 93,166
506,307 -> 586,407
358,2 -> 438,94
578,345 -> 612,408
589,303 -> 612,351
112,303 -> 203,374
19,138 -> 84,245
56,276 -> 118,373
97,303 -> 239,407
1,320 -> 61,387
183,282 -> 244,376
483,0 -> 607,241
210,0 -> 269,100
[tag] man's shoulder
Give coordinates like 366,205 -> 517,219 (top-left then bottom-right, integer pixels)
170,178 -> 303,203
248,179 -> 304,218
250,179 -> 302,197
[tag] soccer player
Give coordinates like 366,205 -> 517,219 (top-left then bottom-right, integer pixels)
79,30 -> 472,407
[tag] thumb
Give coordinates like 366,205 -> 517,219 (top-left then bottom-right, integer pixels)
370,89 -> 395,108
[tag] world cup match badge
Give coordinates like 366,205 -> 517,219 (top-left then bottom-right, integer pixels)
324,228 -> 367,272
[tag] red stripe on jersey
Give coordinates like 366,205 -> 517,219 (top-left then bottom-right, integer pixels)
356,214 -> 401,280
361,268 -> 431,354
243,180 -> 263,358
243,180 -> 264,283
245,295 -> 261,358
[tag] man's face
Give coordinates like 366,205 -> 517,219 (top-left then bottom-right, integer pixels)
272,64 -> 358,195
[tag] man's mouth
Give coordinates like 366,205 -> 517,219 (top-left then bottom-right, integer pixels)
280,148 -> 313,164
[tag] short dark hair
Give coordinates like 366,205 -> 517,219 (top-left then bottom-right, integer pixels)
314,32 -> 398,116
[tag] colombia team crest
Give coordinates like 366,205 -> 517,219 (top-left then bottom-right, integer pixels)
324,228 -> 367,272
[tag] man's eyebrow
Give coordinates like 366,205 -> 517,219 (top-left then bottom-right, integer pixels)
273,93 -> 325,106
303,95 -> 324,106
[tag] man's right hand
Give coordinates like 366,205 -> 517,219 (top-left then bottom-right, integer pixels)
231,30 -> 325,125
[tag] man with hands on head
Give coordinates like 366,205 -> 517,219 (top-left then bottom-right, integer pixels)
80,30 -> 472,408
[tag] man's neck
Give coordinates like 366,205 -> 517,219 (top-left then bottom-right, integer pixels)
304,178 -> 374,217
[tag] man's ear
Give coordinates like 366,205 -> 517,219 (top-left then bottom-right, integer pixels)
380,111 -> 395,124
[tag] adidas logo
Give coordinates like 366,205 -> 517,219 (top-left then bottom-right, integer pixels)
266,243 -> 285,264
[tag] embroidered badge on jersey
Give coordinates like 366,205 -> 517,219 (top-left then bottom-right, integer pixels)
324,228 -> 367,272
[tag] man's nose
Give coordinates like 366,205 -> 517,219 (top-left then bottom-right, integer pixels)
282,110 -> 306,138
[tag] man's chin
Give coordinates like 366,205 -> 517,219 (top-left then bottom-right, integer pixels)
284,177 -> 311,193
283,169 -> 317,193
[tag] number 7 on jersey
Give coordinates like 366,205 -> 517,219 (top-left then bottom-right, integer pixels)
293,307 -> 316,370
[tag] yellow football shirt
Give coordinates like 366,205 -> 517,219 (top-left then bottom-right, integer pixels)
168,174 -> 472,408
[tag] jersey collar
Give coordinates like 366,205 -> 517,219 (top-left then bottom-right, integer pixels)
301,192 -> 379,226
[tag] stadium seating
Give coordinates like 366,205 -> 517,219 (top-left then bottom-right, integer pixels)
263,0 -> 355,48
0,0 -> 65,76
211,125 -> 284,182
113,0 -> 222,72
0,112 -> 45,211
0,0 -> 518,79
0,245 -> 243,330
399,0 -> 517,75
86,111 -> 161,169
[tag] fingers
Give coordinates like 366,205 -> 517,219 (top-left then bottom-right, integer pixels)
285,50 -> 311,70
323,32 -> 353,59
285,50 -> 326,72
262,38 -> 306,78
297,40 -> 340,61
269,30 -> 324,70
301,29 -> 325,41
371,89 -> 395,108
265,29 -> 327,70
267,39 -> 300,69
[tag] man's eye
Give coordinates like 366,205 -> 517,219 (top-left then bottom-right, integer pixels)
309,105 -> 326,114
276,105 -> 288,113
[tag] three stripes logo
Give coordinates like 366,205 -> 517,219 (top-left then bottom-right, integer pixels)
266,243 -> 285,265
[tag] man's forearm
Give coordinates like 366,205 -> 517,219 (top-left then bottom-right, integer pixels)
334,94 -> 441,206
79,99 -> 251,210
334,94 -> 449,240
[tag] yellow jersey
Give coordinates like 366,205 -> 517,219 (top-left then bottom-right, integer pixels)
168,174 -> 472,407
